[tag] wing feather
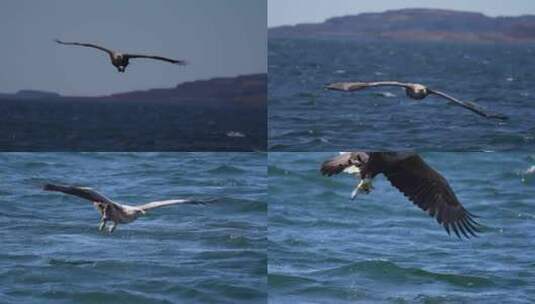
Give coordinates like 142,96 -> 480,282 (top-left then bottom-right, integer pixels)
43,183 -> 117,205
381,155 -> 481,239
54,39 -> 114,56
124,54 -> 187,65
428,89 -> 508,120
325,81 -> 411,92
136,198 -> 217,211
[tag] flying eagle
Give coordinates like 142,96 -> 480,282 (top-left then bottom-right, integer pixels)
43,183 -> 215,233
54,39 -> 187,72
320,152 -> 481,239
326,81 -> 508,120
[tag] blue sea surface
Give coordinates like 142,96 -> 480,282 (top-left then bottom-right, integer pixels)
0,153 -> 266,304
0,100 -> 266,151
269,39 -> 535,151
269,152 -> 535,303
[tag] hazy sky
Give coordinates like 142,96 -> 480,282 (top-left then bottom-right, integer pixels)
269,0 -> 535,27
0,0 -> 266,96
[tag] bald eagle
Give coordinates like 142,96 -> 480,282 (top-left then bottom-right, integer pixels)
326,81 -> 508,120
54,39 -> 187,72
321,152 -> 481,239
43,183 -> 215,233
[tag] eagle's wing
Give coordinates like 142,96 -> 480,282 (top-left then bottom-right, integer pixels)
320,152 -> 369,176
381,155 -> 481,239
54,39 -> 114,56
428,89 -> 508,120
123,53 -> 187,65
136,198 -> 218,211
43,183 -> 117,206
325,81 -> 411,92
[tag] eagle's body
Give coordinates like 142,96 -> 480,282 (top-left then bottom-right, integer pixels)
404,83 -> 427,99
321,152 -> 481,239
110,52 -> 130,72
93,201 -> 142,224
44,183 -> 214,233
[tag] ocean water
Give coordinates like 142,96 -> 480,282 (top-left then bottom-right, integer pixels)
269,39 -> 535,151
269,152 -> 535,303
0,152 -> 266,304
0,100 -> 266,151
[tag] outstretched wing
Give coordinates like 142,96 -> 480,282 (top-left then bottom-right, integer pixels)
43,183 -> 117,205
123,53 -> 187,65
136,198 -> 218,211
428,89 -> 508,120
325,81 -> 411,92
320,152 -> 369,176
381,155 -> 481,239
54,39 -> 114,56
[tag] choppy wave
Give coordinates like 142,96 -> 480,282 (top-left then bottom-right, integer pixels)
269,39 -> 535,151
268,152 -> 535,303
207,164 -> 247,175
0,153 -> 266,303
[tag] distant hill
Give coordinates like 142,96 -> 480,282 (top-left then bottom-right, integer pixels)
105,74 -> 266,107
0,90 -> 62,100
0,74 -> 266,107
0,74 -> 267,151
269,8 -> 535,43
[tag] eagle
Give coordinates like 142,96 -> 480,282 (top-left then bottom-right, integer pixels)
54,39 -> 187,72
320,152 -> 481,239
43,183 -> 215,233
326,81 -> 508,120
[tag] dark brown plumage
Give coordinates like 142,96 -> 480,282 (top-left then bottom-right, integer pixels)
321,152 -> 481,239
54,39 -> 187,72
43,183 -> 114,204
326,81 -> 508,120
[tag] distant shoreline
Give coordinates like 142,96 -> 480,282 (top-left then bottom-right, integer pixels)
0,73 -> 266,107
269,8 -> 535,43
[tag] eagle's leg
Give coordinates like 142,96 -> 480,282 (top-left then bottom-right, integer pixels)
98,219 -> 107,231
351,177 -> 374,200
108,222 -> 118,233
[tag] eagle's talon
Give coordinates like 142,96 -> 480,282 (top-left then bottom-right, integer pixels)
108,223 -> 117,233
357,178 -> 373,193
350,178 -> 373,200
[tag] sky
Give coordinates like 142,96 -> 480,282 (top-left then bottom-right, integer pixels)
0,0 -> 266,96
268,0 -> 535,27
